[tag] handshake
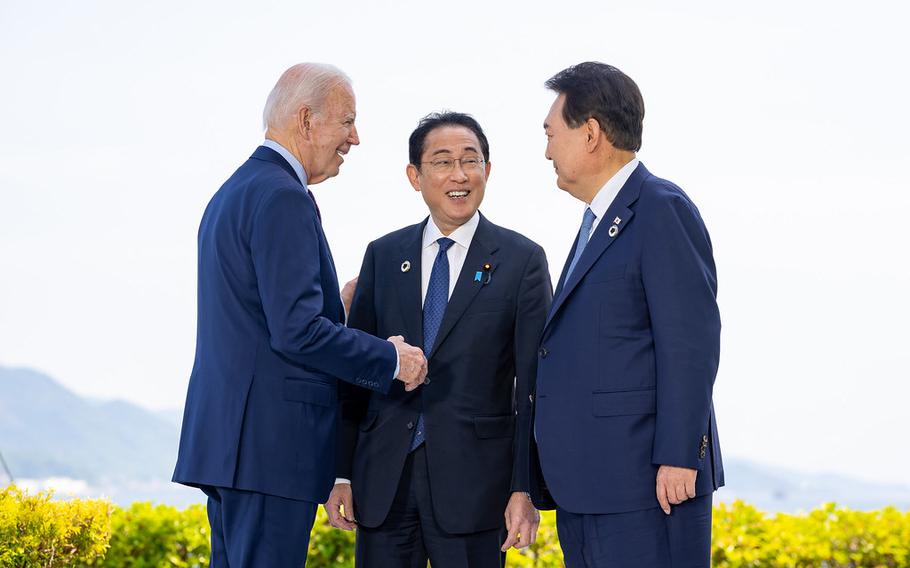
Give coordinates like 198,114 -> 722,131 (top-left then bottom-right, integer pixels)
387,335 -> 428,391
342,279 -> 427,391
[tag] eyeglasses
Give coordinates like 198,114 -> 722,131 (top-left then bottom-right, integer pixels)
421,156 -> 486,174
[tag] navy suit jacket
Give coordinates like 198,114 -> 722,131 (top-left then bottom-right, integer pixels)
338,214 -> 552,534
531,162 -> 724,514
173,146 -> 397,503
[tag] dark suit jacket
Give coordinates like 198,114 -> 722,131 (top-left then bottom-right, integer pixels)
172,146 -> 397,503
531,162 -> 724,514
338,214 -> 552,534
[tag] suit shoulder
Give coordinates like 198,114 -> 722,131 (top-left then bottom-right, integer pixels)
215,157 -> 302,201
639,171 -> 688,202
244,159 -> 303,194
483,218 -> 545,255
367,222 -> 425,251
637,171 -> 712,246
637,172 -> 703,219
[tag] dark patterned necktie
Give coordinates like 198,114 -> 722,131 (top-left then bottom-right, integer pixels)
409,237 -> 455,452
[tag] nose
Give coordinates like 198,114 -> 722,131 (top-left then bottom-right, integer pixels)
349,124 -> 360,146
449,161 -> 469,182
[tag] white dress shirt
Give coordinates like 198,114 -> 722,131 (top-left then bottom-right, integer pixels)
585,157 -> 639,236
335,211 -> 479,486
420,211 -> 480,303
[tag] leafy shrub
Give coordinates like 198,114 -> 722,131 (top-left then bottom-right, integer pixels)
506,510 -> 564,567
713,500 -> 910,567
3,484 -> 910,567
91,502 -> 209,568
304,507 -> 354,567
0,484 -> 111,567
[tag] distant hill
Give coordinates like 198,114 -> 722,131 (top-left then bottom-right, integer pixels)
718,458 -> 910,512
0,366 -> 199,506
2,365 -> 909,511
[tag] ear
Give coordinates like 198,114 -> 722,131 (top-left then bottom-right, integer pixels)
584,117 -> 602,153
483,159 -> 491,181
297,106 -> 314,140
406,163 -> 422,192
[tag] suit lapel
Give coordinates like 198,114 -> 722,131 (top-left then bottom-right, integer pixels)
429,215 -> 499,360
394,221 -> 427,349
545,163 -> 649,331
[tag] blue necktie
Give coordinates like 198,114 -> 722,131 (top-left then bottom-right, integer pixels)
410,237 -> 454,452
563,207 -> 597,283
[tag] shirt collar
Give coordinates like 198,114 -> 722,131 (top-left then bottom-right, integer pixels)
587,157 -> 639,220
262,138 -> 308,186
422,211 -> 480,250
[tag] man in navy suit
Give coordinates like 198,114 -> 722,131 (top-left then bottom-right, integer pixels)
324,112 -> 552,567
531,62 -> 724,567
172,63 -> 428,567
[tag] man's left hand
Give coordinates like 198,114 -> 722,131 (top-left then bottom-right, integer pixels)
656,465 -> 697,515
501,491 -> 539,551
325,483 -> 356,531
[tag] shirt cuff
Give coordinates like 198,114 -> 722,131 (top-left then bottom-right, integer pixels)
392,343 -> 400,379
334,478 -> 351,485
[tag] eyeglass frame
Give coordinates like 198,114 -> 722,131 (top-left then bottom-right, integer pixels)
419,156 -> 487,174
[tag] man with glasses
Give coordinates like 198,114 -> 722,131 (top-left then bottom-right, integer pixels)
325,112 -> 552,567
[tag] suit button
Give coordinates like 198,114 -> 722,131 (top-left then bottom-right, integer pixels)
407,421 -> 414,430
529,394 -> 534,403
538,347 -> 548,358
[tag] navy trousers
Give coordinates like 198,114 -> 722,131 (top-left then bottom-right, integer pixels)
556,494 -> 713,568
355,446 -> 506,568
202,485 -> 317,567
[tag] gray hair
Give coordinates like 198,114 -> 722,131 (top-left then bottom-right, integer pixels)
262,63 -> 352,130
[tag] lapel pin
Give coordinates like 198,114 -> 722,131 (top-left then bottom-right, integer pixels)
614,216 -> 622,224
482,263 -> 493,284
608,225 -> 619,237
401,260 -> 411,273
474,271 -> 482,282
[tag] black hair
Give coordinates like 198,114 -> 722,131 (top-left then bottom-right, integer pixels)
545,62 -> 644,152
408,111 -> 490,167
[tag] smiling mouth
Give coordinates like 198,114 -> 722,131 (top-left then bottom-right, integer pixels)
446,190 -> 470,200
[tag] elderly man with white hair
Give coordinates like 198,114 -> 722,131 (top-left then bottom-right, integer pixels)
172,63 -> 428,567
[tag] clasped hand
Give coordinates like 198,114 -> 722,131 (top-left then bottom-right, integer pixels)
388,335 -> 427,391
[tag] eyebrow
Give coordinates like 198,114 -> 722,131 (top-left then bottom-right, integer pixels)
430,145 -> 480,157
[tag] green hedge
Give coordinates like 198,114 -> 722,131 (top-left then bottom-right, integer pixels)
2,484 -> 909,567
0,485 -> 111,567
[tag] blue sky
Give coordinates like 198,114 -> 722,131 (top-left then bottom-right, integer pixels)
1,0 -> 908,485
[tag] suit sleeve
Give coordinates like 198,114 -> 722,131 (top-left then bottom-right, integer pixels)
511,245 -> 553,492
335,242 -> 378,479
250,187 -> 396,393
642,192 -> 721,470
